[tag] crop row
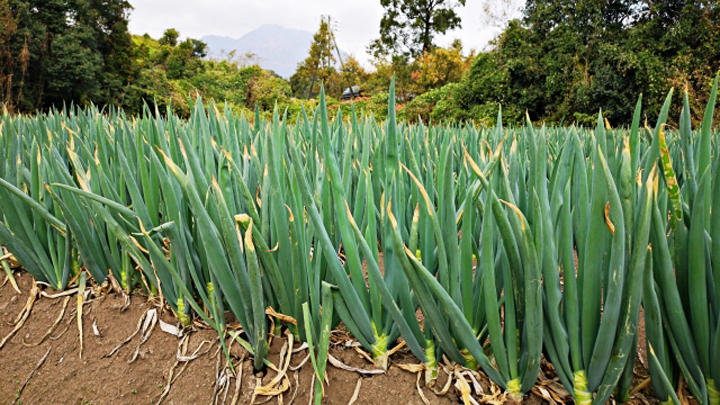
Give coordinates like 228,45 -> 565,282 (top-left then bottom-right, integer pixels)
1,77 -> 719,404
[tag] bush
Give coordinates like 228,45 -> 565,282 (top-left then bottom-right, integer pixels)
283,98 -> 319,122
366,92 -> 390,121
401,88 -> 445,123
247,71 -> 292,111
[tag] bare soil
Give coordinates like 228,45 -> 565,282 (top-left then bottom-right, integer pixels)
0,270 -> 662,405
0,272 -> 461,405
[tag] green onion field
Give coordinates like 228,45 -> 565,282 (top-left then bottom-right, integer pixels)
1,75 -> 719,404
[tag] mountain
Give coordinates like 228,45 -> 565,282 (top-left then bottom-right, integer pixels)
202,25 -> 347,79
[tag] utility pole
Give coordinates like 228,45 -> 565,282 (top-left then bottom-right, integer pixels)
328,16 -> 355,99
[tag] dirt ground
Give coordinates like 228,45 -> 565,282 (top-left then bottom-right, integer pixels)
0,271 -> 661,405
0,272 -> 463,405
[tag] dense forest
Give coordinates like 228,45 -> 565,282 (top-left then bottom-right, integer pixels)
439,0 -> 720,126
0,0 -> 718,125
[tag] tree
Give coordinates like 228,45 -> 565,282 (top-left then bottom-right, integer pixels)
159,28 -> 179,47
412,39 -> 473,92
338,55 -> 369,92
247,69 -> 292,110
0,0 -> 134,112
411,0 -> 718,126
289,16 -> 336,99
365,55 -> 418,101
165,38 -> 207,80
91,0 -> 135,107
369,0 -> 466,58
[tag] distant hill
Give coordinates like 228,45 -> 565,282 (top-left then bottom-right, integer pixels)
202,25 -> 348,79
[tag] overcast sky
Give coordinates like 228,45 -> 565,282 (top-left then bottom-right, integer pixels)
127,0 -> 524,66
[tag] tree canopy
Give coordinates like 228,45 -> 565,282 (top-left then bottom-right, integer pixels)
407,0 -> 720,126
0,1 -> 296,118
2,0 -> 717,127
290,16 -> 337,99
0,0 -> 134,111
369,0 -> 466,58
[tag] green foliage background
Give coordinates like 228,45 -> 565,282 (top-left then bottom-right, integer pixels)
406,0 -> 720,126
1,0 -> 718,127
